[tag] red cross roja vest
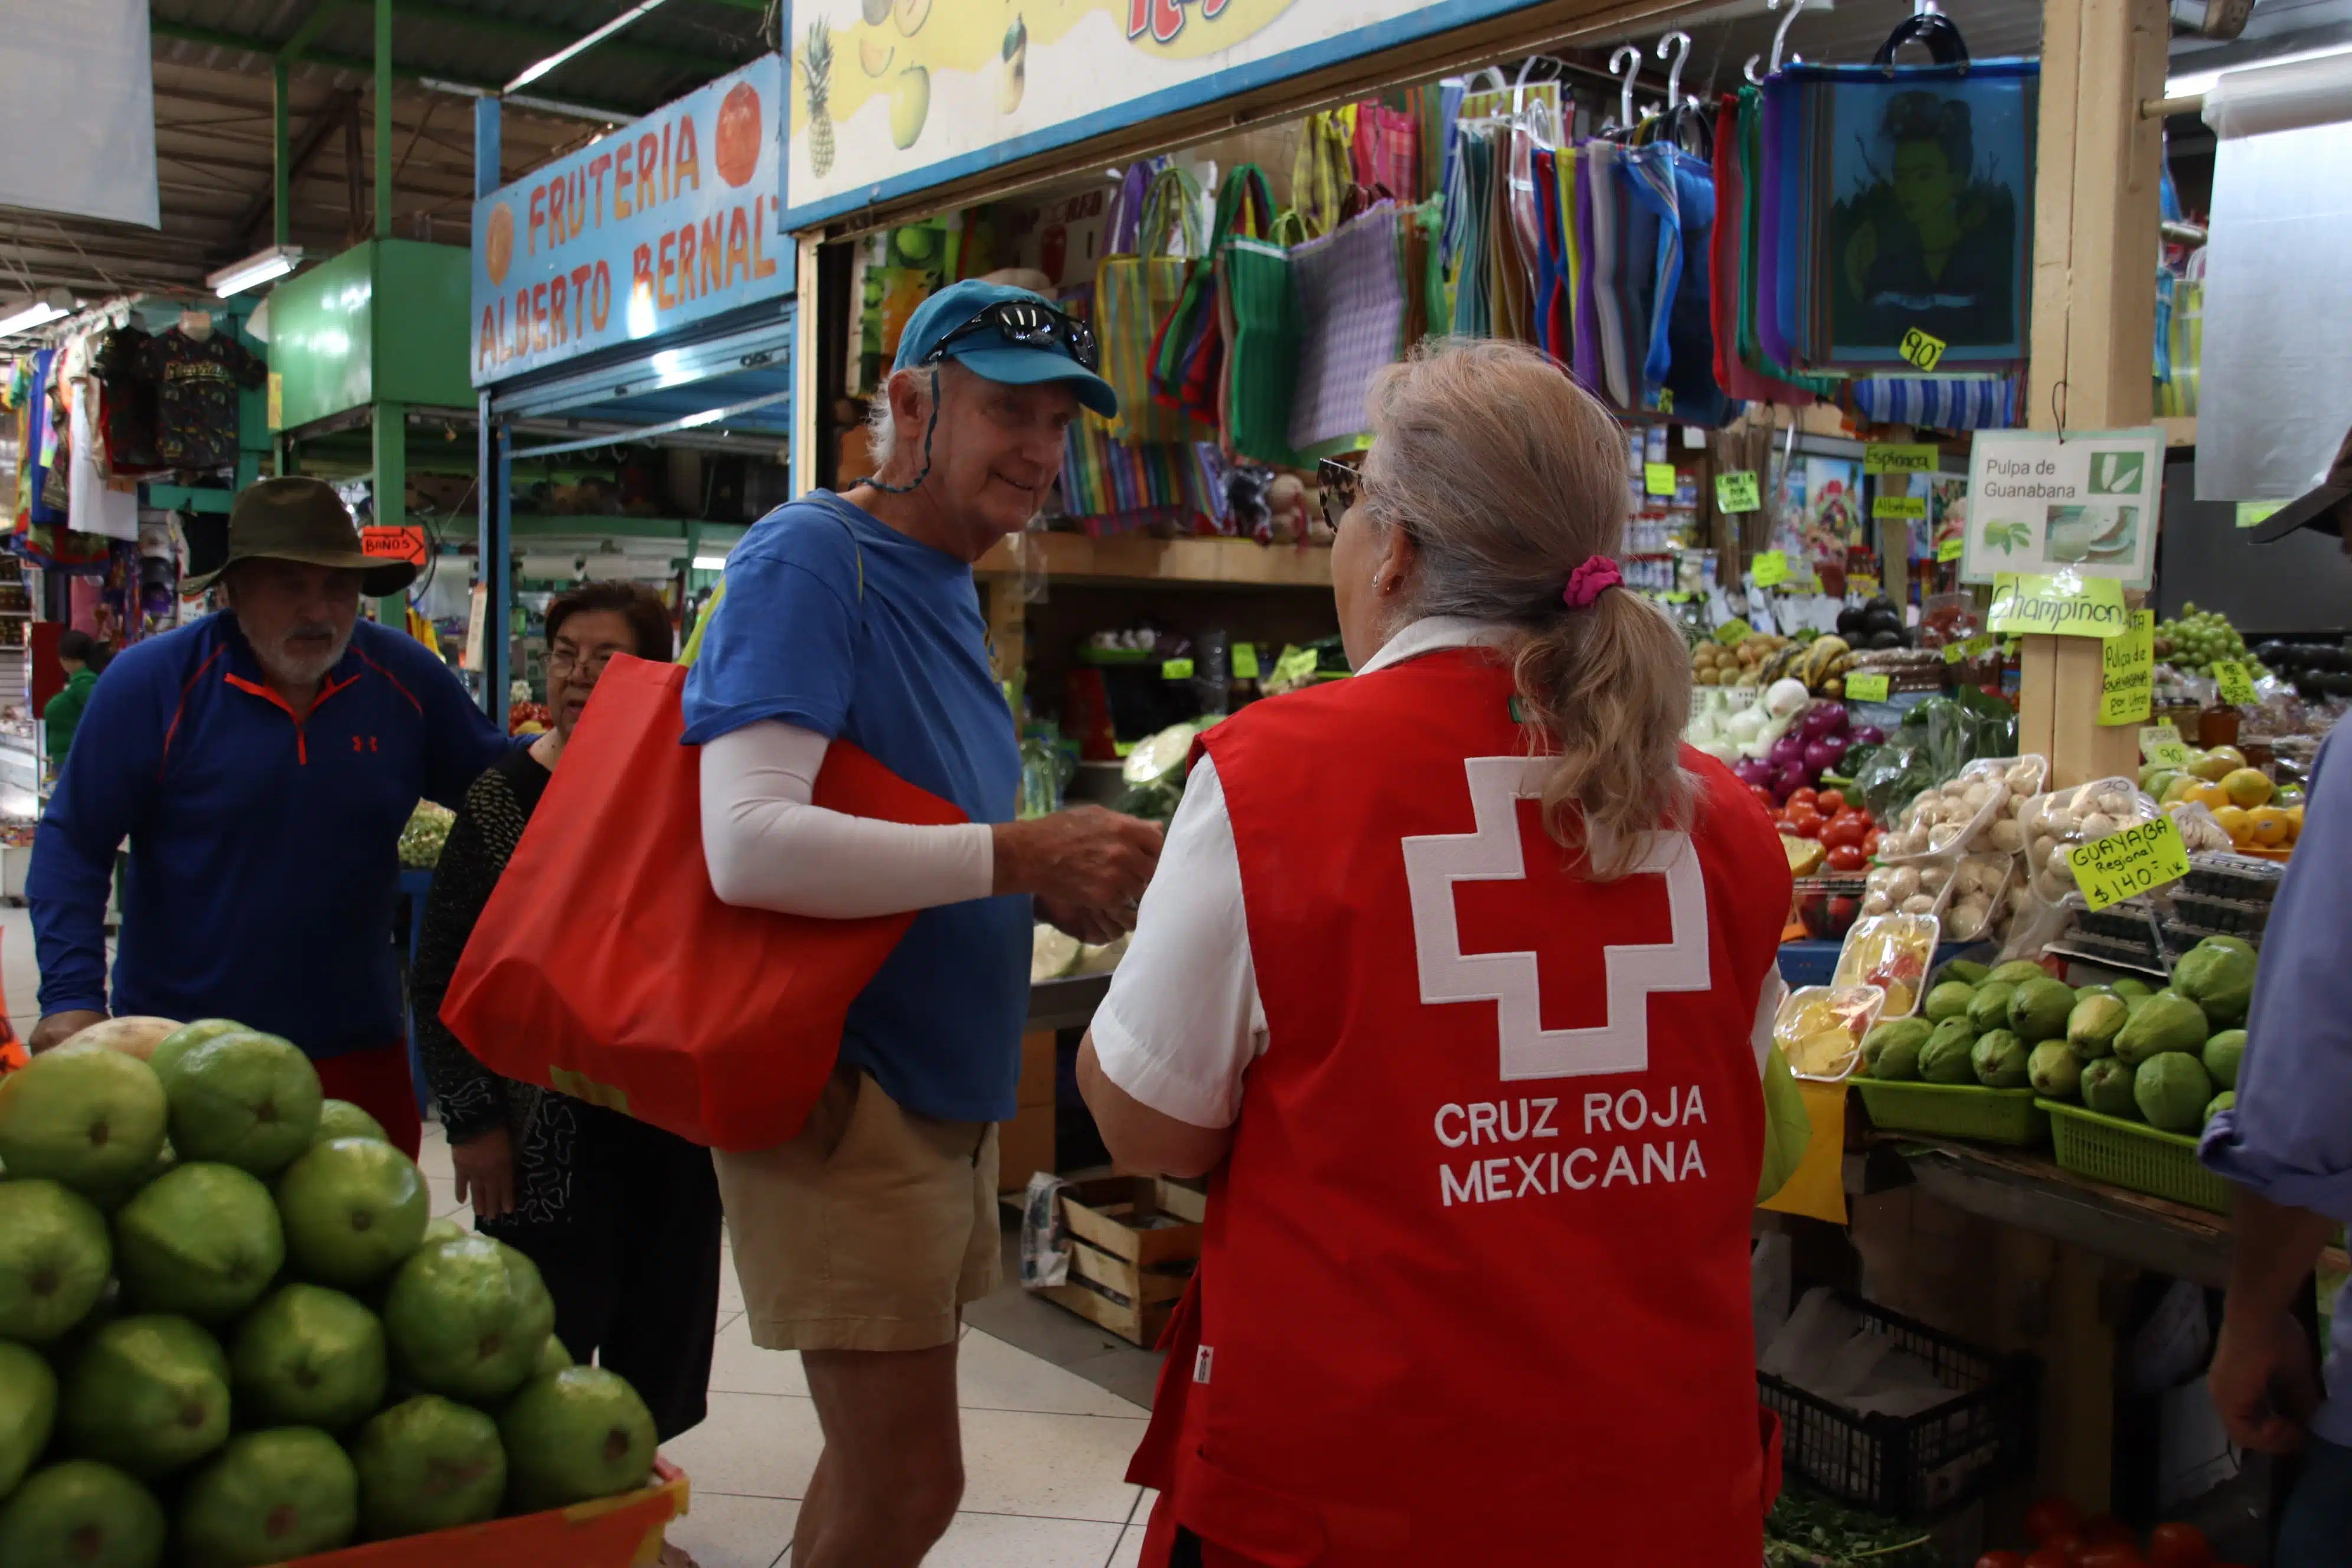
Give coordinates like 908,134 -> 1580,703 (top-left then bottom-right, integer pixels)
1129,648 -> 1793,1568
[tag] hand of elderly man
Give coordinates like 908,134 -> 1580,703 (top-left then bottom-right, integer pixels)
28,1010 -> 105,1055
992,806 -> 1163,912
1039,896 -> 1133,945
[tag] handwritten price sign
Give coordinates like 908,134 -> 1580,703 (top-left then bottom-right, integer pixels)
1844,674 -> 1892,703
1716,471 -> 1761,513
1899,326 -> 1948,372
1752,551 -> 1789,588
2139,724 -> 2194,769
2213,660 -> 2259,705
2067,816 -> 2192,912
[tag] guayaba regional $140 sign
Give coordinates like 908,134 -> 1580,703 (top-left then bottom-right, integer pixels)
471,55 -> 788,386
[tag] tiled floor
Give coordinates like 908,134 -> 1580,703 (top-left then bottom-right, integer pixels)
1,907 -> 1162,1567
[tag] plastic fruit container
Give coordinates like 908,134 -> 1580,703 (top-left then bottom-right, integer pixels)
1832,914 -> 1940,1018
1772,985 -> 1886,1081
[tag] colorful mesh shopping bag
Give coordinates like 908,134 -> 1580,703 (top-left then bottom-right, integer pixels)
1354,99 -> 1423,202
1095,165 -> 1207,443
1288,201 -> 1404,456
437,656 -> 966,1151
1220,230 -> 1302,469
1150,165 -> 1274,429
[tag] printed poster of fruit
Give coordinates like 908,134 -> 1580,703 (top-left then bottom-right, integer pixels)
786,0 -> 1506,224
1766,455 -> 1864,590
471,56 -> 789,387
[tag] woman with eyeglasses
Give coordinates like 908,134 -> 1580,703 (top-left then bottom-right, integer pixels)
411,581 -> 722,1567
1078,339 -> 1808,1567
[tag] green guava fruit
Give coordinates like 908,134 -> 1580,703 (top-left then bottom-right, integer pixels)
60,1315 -> 231,1478
112,1164 -> 283,1323
152,1033 -> 321,1178
499,1367 -> 656,1513
275,1138 -> 428,1291
175,1428 -> 357,1568
0,1180 -> 111,1342
381,1236 -> 554,1404
351,1395 -> 507,1540
0,1047 -> 167,1200
0,1341 -> 58,1498
0,1461 -> 166,1568
229,1285 -> 387,1433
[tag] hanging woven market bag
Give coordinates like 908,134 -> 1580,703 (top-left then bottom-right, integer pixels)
439,655 -> 965,1151
1355,97 -> 1423,201
1288,200 -> 1404,458
1220,215 -> 1304,469
1095,164 -> 1207,443
1151,165 -> 1274,428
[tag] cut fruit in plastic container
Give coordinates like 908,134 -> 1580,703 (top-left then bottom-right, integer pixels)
1832,914 -> 1941,1018
1772,986 -> 1886,1080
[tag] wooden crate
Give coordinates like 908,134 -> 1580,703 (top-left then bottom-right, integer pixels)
1033,1177 -> 1206,1347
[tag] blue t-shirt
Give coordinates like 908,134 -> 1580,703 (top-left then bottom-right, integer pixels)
681,493 -> 1027,1124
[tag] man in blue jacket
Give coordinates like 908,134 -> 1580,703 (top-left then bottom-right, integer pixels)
27,476 -> 511,1157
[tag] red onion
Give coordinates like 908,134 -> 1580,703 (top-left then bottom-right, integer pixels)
1850,724 -> 1887,746
1799,703 -> 1848,740
1802,735 -> 1850,774
1734,757 -> 1775,788
1769,733 -> 1808,768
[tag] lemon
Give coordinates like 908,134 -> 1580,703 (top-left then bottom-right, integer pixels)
2221,766 -> 2275,809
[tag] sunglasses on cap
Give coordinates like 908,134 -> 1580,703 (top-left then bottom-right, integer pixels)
1318,459 -> 1362,533
923,300 -> 1101,372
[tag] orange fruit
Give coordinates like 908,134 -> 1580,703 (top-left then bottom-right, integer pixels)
2221,766 -> 2275,809
2181,779 -> 2232,814
2211,804 -> 2253,844
2246,807 -> 2292,848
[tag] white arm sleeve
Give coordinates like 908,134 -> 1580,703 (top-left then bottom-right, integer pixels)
698,721 -> 996,919
1089,757 -> 1268,1129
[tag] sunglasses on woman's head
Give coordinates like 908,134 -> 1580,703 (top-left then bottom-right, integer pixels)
1318,459 -> 1361,533
924,300 -> 1100,371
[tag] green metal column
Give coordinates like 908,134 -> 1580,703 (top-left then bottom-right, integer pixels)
374,0 -> 393,240
272,60 -> 291,247
374,401 -> 406,625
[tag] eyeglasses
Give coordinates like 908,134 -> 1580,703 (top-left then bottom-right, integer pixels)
923,300 -> 1100,373
1318,459 -> 1362,533
546,644 -> 626,678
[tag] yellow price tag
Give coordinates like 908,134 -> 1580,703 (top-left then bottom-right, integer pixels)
1987,571 -> 2131,639
1936,535 -> 1965,563
1273,646 -> 1319,684
2214,659 -> 2259,705
266,372 -> 284,431
1863,443 -> 1938,475
1716,471 -> 1762,513
1752,551 -> 1789,587
1942,633 -> 1996,665
1231,643 -> 1260,680
1899,326 -> 1948,371
2236,501 -> 2285,530
2139,725 -> 2194,769
1161,658 -> 1195,681
2067,816 -> 2193,912
1873,495 -> 1928,521
2098,609 -> 2155,726
1644,462 -> 1678,497
1715,617 -> 1752,646
1850,574 -> 1880,600
1844,673 -> 1892,702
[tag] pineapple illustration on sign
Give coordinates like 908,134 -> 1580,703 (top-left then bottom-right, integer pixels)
800,19 -> 835,177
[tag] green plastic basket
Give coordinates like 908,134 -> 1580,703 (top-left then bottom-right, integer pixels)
2038,1100 -> 2234,1214
1854,1079 -> 2050,1145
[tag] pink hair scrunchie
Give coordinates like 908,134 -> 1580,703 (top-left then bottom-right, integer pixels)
1562,556 -> 1624,610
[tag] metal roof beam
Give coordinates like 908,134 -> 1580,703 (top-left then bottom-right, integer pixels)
278,0 -> 345,63
151,18 -> 645,119
386,0 -> 737,77
228,89 -> 361,256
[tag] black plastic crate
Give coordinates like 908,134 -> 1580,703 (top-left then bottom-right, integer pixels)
1758,1293 -> 2039,1518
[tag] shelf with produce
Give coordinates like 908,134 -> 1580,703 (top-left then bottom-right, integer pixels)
975,532 -> 1334,589
2159,415 -> 2197,449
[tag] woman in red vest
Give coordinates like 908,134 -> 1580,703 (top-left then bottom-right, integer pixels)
1078,339 -> 1798,1567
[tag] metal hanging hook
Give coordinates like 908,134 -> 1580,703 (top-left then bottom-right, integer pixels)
1656,32 -> 1693,110
1744,54 -> 1765,84
1768,0 -> 1811,75
1610,44 -> 1642,128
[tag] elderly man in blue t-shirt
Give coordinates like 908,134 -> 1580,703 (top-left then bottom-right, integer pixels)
682,281 -> 1162,1568
2204,456 -> 2352,1565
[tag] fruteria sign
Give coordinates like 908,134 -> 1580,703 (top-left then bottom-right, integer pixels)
472,56 -> 790,386
1961,427 -> 2164,587
784,0 -> 1540,227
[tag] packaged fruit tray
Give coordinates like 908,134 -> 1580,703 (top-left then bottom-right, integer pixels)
2167,890 -> 2271,937
2181,852 -> 2283,900
1854,1080 -> 2050,1146
2037,1100 -> 2233,1214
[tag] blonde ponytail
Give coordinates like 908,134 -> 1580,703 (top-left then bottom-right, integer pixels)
1359,339 -> 1698,881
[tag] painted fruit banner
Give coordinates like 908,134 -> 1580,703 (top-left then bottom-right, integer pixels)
785,0 -> 1534,226
472,56 -> 790,386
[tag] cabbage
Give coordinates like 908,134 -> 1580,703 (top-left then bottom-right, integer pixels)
1075,933 -> 1129,974
1031,925 -> 1082,982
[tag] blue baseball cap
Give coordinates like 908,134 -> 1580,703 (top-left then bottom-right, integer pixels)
893,279 -> 1119,420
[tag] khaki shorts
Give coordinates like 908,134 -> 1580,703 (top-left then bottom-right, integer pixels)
714,1063 -> 1001,1353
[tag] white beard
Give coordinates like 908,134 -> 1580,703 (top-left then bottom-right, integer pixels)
255,625 -> 352,688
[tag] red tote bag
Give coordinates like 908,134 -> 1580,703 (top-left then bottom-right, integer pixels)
437,655 -> 966,1151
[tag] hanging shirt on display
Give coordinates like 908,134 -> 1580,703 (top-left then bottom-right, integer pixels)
68,381 -> 138,541
140,327 -> 263,471
93,325 -> 162,475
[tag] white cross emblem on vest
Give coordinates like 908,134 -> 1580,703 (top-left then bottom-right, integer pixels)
1401,756 -> 1711,1080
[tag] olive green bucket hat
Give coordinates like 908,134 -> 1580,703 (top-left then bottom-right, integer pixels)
183,476 -> 418,596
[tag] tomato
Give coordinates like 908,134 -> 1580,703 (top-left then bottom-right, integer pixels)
1791,815 -> 1824,839
1863,829 -> 1883,856
1827,844 -> 1869,872
2075,1546 -> 2145,1568
1789,787 -> 1819,812
2024,1551 -> 2073,1568
1815,789 -> 1845,816
2083,1517 -> 2138,1548
2026,1498 -> 2085,1544
1975,1554 -> 2028,1568
1821,816 -> 1869,850
2146,1523 -> 2209,1568
2041,1530 -> 2085,1560
1749,785 -> 1776,809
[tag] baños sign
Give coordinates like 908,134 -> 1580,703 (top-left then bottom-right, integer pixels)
472,56 -> 790,385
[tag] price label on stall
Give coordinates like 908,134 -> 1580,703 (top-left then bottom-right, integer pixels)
1844,673 -> 1892,703
1942,633 -> 1997,665
2139,724 -> 2194,769
1644,462 -> 1678,497
1272,646 -> 1320,685
1872,495 -> 1928,521
1716,470 -> 1762,512
1898,326 -> 1948,371
2067,816 -> 2193,912
1161,658 -> 1195,681
1230,643 -> 1260,680
1715,617 -> 1753,646
1752,551 -> 1789,587
2213,659 -> 2259,705
2098,609 -> 2156,726
1863,443 -> 1938,476
1850,573 -> 1880,600
2236,501 -> 2285,530
1936,535 -> 1965,563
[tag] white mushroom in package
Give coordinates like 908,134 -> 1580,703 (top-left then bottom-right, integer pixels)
2018,776 -> 2160,903
1879,756 -> 2047,863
